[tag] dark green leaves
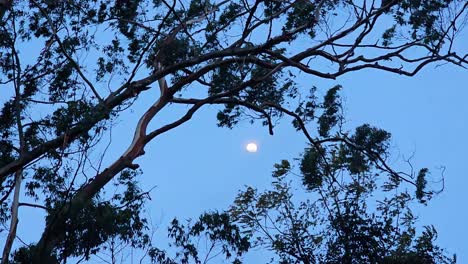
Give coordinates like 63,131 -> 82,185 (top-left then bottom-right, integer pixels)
0,139 -> 15,169
339,124 -> 391,175
352,124 -> 391,154
226,155 -> 452,263
187,0 -> 212,18
284,1 -> 317,38
50,101 -> 94,136
152,212 -> 249,264
273,160 -> 290,178
36,169 -> 151,260
416,168 -> 429,204
300,146 -> 326,190
111,0 -> 143,37
0,100 -> 15,138
386,0 -> 455,48
318,85 -> 341,137
382,26 -> 397,47
293,87 -> 317,129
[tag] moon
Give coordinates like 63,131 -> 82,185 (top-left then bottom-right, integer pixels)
246,142 -> 258,153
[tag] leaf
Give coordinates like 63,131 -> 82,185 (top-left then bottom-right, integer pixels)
272,160 -> 290,177
416,168 -> 429,203
318,85 -> 341,137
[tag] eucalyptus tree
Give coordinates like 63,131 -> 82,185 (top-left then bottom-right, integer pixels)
0,0 -> 466,263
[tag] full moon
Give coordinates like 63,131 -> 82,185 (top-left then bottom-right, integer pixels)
246,142 -> 258,153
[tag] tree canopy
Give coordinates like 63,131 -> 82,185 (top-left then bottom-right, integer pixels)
0,0 -> 466,263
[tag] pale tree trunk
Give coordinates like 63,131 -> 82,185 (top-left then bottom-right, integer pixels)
1,170 -> 22,263
1,43 -> 24,264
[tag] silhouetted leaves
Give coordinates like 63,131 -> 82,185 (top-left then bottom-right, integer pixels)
318,85 -> 341,137
416,168 -> 429,204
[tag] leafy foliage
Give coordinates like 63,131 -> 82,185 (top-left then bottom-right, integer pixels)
149,212 -> 250,264
226,153 -> 454,264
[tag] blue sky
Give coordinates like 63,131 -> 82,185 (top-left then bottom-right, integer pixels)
2,6 -> 467,263
11,37 -> 468,264
107,52 -> 468,262
129,38 -> 468,262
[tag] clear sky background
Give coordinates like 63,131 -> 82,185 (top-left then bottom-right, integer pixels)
3,10 -> 467,264
111,40 -> 468,262
129,39 -> 467,262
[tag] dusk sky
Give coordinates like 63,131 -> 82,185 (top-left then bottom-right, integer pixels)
90,31 -> 468,261
10,40 -> 468,264
2,3 -> 467,263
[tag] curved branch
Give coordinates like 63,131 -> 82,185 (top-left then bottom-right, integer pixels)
171,97 -> 274,135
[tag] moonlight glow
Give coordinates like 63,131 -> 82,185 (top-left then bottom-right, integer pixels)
246,143 -> 258,153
